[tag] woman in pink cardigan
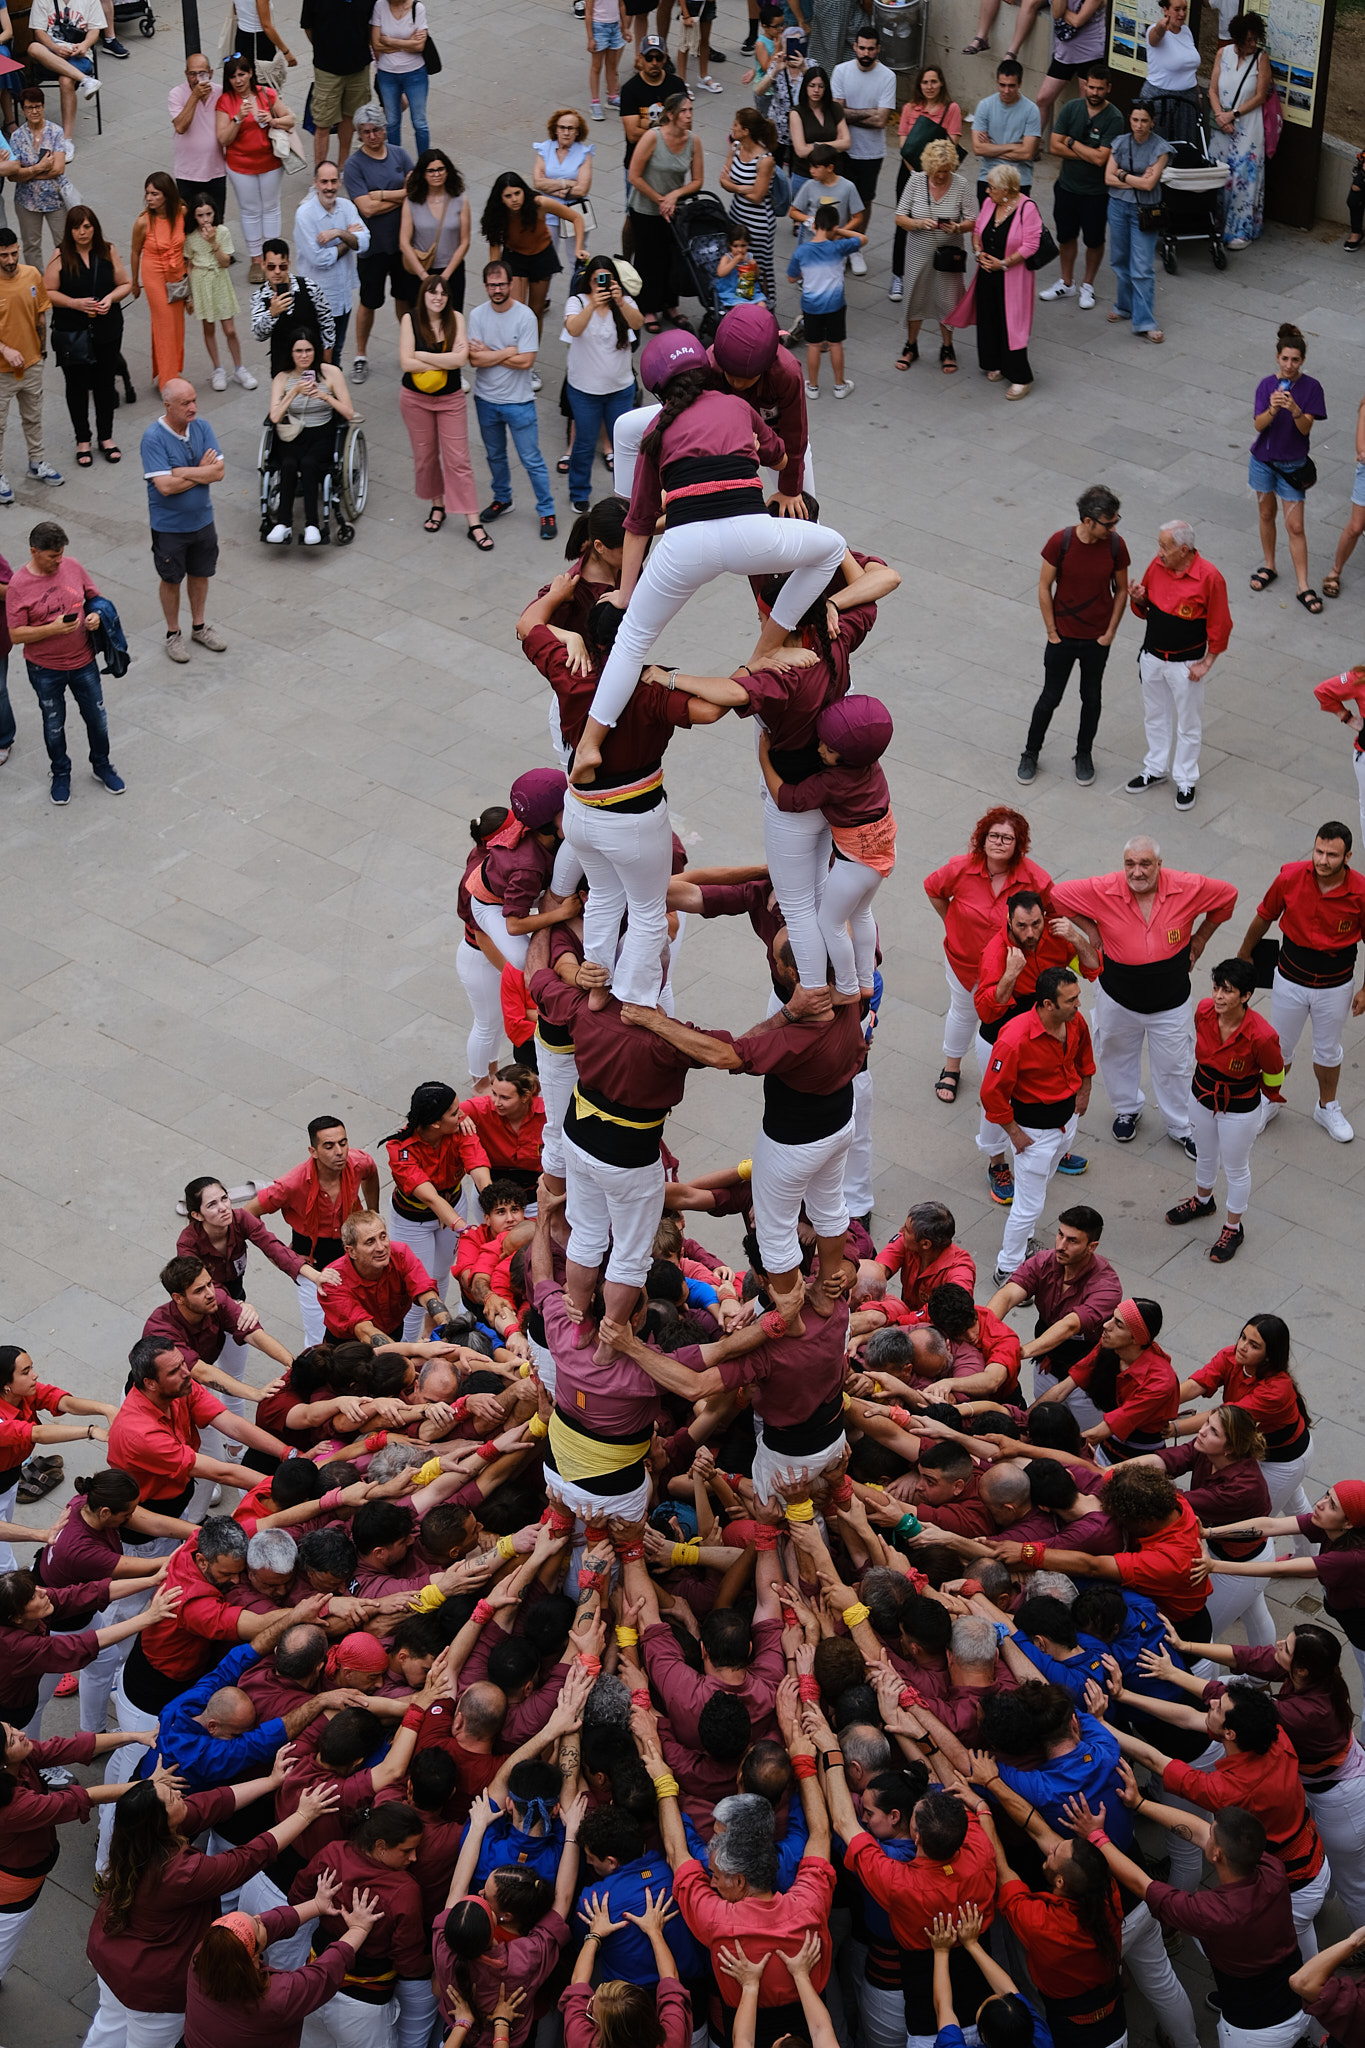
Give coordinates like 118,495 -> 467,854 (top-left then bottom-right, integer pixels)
945,163 -> 1042,399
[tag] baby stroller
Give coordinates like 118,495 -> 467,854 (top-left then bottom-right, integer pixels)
667,190 -> 731,342
1142,89 -> 1231,274
258,410 -> 368,546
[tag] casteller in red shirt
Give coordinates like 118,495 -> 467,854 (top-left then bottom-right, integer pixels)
873,1227 -> 976,1310
321,1234 -> 438,1341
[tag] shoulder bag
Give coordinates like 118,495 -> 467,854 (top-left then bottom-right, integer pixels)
1116,133 -> 1164,232
1022,199 -> 1059,271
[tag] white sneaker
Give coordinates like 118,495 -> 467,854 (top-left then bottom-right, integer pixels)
211,364 -> 227,391
1314,1100 -> 1355,1142
849,250 -> 867,275
696,74 -> 723,90
804,379 -> 819,397
80,75 -> 99,97
530,371 -> 542,392
591,100 -> 604,119
265,523 -> 290,544
833,378 -> 854,398
233,364 -> 258,389
62,134 -> 75,162
888,276 -> 903,301
1040,279 -> 1076,300
302,524 -> 322,546
1078,282 -> 1095,309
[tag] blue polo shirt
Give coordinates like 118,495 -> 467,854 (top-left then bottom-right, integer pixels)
575,1853 -> 706,1983
683,1800 -> 810,1895
1011,1632 -> 1110,1705
996,1713 -> 1135,1852
141,415 -> 221,533
138,1642 -> 285,1792
463,1811 -> 565,1890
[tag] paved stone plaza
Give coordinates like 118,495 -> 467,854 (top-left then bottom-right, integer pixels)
2,0 -> 1365,2032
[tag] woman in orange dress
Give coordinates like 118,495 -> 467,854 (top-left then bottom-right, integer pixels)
130,172 -> 186,388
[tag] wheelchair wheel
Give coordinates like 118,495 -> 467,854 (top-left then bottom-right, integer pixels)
258,421 -> 282,539
1211,238 -> 1228,270
1161,238 -> 1178,274
340,420 -> 367,520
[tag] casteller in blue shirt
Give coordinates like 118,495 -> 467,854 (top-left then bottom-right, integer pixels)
138,1640 -> 287,1793
576,1848 -> 707,1983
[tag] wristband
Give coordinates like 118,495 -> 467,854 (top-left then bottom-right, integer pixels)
1020,1541 -> 1042,1567
671,1541 -> 700,1566
993,1621 -> 1010,1644
897,1512 -> 922,1538
872,1382 -> 884,1396
842,1601 -> 870,1628
320,1488 -> 344,1511
415,1458 -> 443,1489
842,1392 -> 853,1411
906,1567 -> 929,1593
960,1578 -> 984,1597
898,1685 -> 926,1711
409,1584 -> 447,1612
792,1753 -> 818,1780
497,1534 -> 518,1560
519,1361 -> 531,1377
578,1554 -> 610,1583
864,1481 -> 886,1492
1090,1828 -> 1110,1847
544,1505 -> 576,1535
830,1476 -> 854,1510
753,1525 -> 779,1552
737,1157 -> 752,1179
477,1441 -> 501,1463
798,1674 -> 821,1701
784,1499 -> 815,1523
760,1308 -> 788,1338
527,1414 -> 549,1438
888,1406 -> 913,1428
631,1687 -> 652,1709
781,1606 -> 799,1628
615,1625 -> 639,1647
578,1652 -> 602,1675
452,1396 -> 469,1420
822,1750 -> 844,1771
615,1540 -> 645,1562
472,1597 -> 495,1623
402,1705 -> 425,1730
652,1773 -> 681,1800
365,1432 -> 387,1453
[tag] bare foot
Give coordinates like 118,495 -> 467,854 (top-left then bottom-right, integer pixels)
587,985 -> 610,1010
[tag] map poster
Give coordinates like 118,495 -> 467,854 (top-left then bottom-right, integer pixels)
1263,0 -> 1327,125
1108,0 -> 1161,77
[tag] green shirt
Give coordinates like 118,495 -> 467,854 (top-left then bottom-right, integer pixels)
1055,97 -> 1125,196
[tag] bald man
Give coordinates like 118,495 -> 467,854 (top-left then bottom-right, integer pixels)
1052,839 -> 1235,1151
139,377 -> 228,663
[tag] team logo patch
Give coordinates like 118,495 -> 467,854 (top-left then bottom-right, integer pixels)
991,1059 -> 1003,1073
1167,929 -> 1182,945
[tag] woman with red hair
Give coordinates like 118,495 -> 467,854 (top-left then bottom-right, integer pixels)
185,1875 -> 382,2048
923,808 -> 1051,1153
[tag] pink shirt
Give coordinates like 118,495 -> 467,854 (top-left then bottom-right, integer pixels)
1049,867 -> 1237,967
169,79 -> 228,183
7,556 -> 97,672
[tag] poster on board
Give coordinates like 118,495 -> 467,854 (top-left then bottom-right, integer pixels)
1107,0 -> 1323,125
1108,0 -> 1160,77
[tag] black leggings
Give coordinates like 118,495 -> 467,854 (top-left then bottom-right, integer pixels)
277,420 -> 334,527
892,160 -> 911,277
1350,159 -> 1365,235
62,353 -> 119,444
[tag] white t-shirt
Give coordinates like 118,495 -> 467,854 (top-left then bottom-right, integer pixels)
1144,20 -> 1199,91
467,297 -> 539,404
28,0 -> 106,41
370,0 -> 427,75
830,57 -> 896,160
564,293 -> 639,396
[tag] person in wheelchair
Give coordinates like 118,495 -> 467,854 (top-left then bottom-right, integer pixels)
264,326 -> 355,545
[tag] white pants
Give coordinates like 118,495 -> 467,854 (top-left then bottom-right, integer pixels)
660,905 -> 687,1018
1217,2014 -> 1309,2048
458,938 -> 506,1081
751,1116 -> 853,1274
388,1201 -> 456,1339
821,853 -> 885,997
1092,985 -> 1194,1136
1160,1737 -> 1223,1891
1271,969 -> 1353,1071
537,1044 -> 579,1181
1120,1898 -> 1200,2048
0,1476 -> 18,1571
612,400 -> 816,500
1192,1540 -> 1276,1671
96,1671 -> 160,1874
973,1030 -> 1011,1158
297,1272 -> 326,1346
1291,1855 -> 1331,1961
1264,1437 -> 1314,1523
999,1115 -> 1077,1271
762,787 -> 831,991
29,1612 -> 127,1738
239,1870 -> 314,1966
1308,1745 -> 1365,1926
943,961 -> 979,1061
1189,1094 -> 1264,1213
854,1973 -> 909,2048
751,1419 -> 847,1503
0,1897 -> 37,1983
588,514 -> 847,729
564,788 -> 673,1007
300,1991 -> 397,2048
226,162 -> 284,256
83,1980 -> 186,2048
844,1066 -> 874,1219
563,1131 -> 663,1288
1140,649 -> 1205,787
395,1979 -> 437,2048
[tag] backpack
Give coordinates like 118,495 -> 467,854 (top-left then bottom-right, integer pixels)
1053,525 -> 1121,629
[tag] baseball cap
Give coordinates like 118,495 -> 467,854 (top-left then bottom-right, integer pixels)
640,35 -> 667,53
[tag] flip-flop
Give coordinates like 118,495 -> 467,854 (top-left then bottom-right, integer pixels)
101,444 -> 121,462
557,455 -> 571,473
1297,588 -> 1324,613
1249,565 -> 1278,592
75,447 -> 93,466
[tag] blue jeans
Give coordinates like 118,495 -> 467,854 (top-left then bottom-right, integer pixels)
27,657 -> 110,777
376,66 -> 429,156
474,395 -> 555,517
0,654 -> 12,750
566,382 -> 635,506
1108,201 -> 1158,334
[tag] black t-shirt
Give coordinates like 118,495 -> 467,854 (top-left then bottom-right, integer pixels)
301,0 -> 373,76
619,65 -> 685,168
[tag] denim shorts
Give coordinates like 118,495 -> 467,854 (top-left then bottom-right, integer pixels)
1249,452 -> 1306,502
590,18 -> 625,45
1353,457 -> 1365,508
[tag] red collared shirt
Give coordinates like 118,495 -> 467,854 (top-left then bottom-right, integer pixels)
321,1241 -> 435,1339
845,1817 -> 996,1951
1162,1726 -> 1324,1881
980,1008 -> 1095,1126
108,1382 -> 226,1501
922,852 -> 1053,988
1257,859 -> 1365,953
1110,1493 -> 1206,1618
254,1148 -> 378,1249
386,1128 -> 489,1209
1193,999 -> 1285,1093
0,1378 -> 70,1477
873,1235 -> 976,1309
1070,1340 -> 1180,1443
458,1094 -> 547,1175
1191,1348 -> 1302,1439
1131,549 -> 1232,656
1050,868 -> 1237,968
140,1538 -> 247,1683
975,922 -> 1101,1030
142,1288 -> 249,1369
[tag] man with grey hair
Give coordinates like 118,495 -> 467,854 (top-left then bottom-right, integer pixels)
870,1200 -> 976,1310
341,101 -> 413,382
241,1527 -> 299,1611
838,1723 -> 892,1791
293,157 -> 370,362
1052,840 -> 1236,1148
1125,517 -> 1232,810
710,1792 -> 780,1893
139,375 -> 227,663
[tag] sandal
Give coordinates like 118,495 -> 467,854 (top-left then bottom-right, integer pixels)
940,341 -> 957,373
467,522 -> 494,550
101,443 -> 121,462
423,506 -> 447,533
1323,569 -> 1341,598
986,369 -> 1004,381
962,34 -> 991,51
895,340 -> 919,370
1297,587 -> 1324,614
1249,565 -> 1278,592
557,455 -> 571,473
934,1067 -> 960,1104
604,451 -> 614,470
75,445 -> 93,466
643,314 -> 663,333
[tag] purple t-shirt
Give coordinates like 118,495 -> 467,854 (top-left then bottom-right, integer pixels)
1252,372 -> 1325,465
39,1511 -> 123,1625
